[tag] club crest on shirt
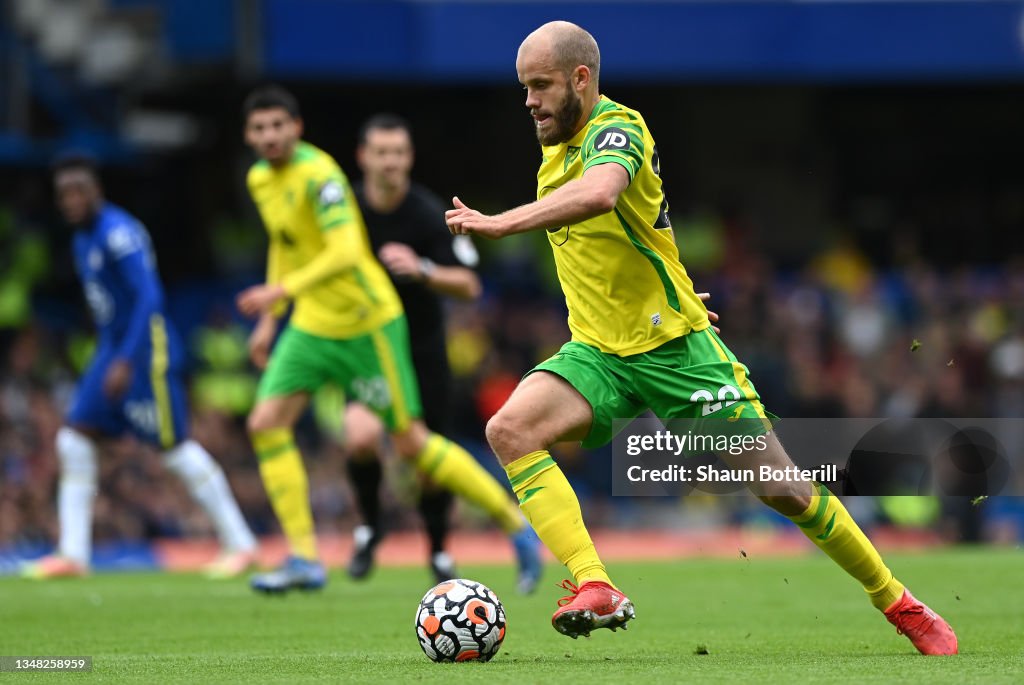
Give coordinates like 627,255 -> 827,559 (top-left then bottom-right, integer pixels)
106,225 -> 139,258
547,225 -> 570,246
594,127 -> 630,151
651,312 -> 662,326
564,146 -> 581,171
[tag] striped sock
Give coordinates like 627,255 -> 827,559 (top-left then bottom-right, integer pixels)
252,428 -> 317,561
415,432 -> 524,534
789,482 -> 905,611
505,450 -> 612,586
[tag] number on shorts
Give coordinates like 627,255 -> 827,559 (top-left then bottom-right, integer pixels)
690,384 -> 742,417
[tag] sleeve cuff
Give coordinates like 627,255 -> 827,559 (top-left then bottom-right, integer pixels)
583,155 -> 636,183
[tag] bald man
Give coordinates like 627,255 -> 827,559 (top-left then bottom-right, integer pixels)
446,21 -> 957,655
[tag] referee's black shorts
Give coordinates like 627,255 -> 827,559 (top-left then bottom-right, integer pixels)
411,337 -> 453,435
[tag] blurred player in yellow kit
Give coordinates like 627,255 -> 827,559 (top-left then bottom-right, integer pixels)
446,22 -> 957,655
236,86 -> 541,593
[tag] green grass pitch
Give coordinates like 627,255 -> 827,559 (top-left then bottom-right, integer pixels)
3,547 -> 1021,683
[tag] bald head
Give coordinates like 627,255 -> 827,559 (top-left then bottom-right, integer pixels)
517,21 -> 602,145
520,21 -> 600,86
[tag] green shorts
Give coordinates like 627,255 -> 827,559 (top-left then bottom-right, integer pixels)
529,328 -> 772,449
257,316 -> 422,432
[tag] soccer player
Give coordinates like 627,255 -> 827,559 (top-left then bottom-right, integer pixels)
445,21 -> 957,655
238,86 -> 540,594
25,156 -> 257,579
344,113 -> 481,583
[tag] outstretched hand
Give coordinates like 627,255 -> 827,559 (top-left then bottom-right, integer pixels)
445,196 -> 508,239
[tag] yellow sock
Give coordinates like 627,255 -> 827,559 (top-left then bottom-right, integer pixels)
789,482 -> 905,611
252,428 -> 317,561
415,433 -> 524,534
505,450 -> 612,587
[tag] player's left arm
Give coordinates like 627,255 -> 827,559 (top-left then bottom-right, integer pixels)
446,163 -> 628,239
238,171 -> 362,315
108,224 -> 164,397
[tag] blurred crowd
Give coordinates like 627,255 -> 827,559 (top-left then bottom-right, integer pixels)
2,200 -> 1024,555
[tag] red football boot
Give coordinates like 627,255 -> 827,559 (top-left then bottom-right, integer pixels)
884,589 -> 958,655
551,579 -> 635,639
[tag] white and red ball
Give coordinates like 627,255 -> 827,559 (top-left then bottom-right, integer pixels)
414,578 -> 506,662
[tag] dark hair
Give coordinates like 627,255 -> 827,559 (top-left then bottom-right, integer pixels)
51,152 -> 100,182
357,113 -> 412,145
242,85 -> 301,119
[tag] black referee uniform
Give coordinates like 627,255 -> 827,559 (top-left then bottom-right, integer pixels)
354,180 -> 478,431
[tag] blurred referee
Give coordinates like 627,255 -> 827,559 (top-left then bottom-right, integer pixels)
344,114 -> 482,583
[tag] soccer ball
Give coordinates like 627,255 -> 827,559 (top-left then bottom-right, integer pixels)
414,578 -> 506,662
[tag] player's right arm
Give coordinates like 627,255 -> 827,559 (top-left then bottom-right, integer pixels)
447,112 -> 647,239
273,171 -> 364,296
445,162 -> 629,239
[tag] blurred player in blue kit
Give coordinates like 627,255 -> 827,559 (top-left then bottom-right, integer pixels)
24,156 -> 257,579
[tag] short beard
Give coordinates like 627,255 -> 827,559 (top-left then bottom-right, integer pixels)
536,88 -> 583,146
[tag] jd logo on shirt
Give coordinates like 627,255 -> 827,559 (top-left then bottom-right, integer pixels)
594,128 -> 629,151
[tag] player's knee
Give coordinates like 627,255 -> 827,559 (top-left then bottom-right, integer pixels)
163,440 -> 218,483
390,421 -> 429,460
246,407 -> 278,435
343,409 -> 384,457
485,411 -> 532,464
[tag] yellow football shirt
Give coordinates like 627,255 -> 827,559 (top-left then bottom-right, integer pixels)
537,96 -> 710,356
247,141 -> 403,339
